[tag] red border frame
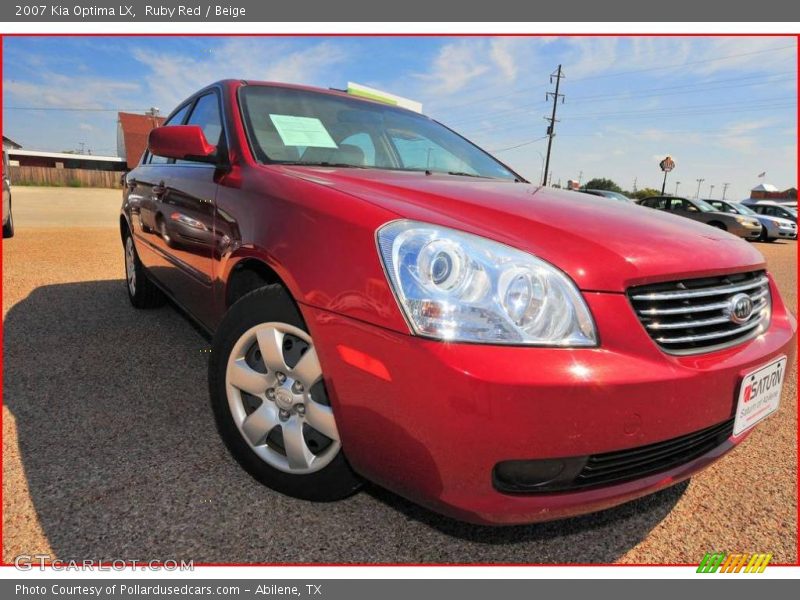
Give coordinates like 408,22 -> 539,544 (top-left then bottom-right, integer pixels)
0,31 -> 797,569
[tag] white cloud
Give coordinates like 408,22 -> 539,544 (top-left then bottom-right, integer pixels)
131,38 -> 350,111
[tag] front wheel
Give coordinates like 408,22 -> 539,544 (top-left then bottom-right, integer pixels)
209,284 -> 362,501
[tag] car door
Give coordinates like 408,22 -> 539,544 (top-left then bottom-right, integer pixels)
128,102 -> 192,250
157,92 -> 224,327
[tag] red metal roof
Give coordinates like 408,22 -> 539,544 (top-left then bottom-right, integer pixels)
118,112 -> 165,169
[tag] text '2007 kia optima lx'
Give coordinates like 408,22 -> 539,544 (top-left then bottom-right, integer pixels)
121,80 -> 796,525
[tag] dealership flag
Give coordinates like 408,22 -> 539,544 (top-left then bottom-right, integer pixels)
758,171 -> 766,178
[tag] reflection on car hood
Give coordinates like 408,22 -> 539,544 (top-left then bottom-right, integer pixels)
279,166 -> 766,292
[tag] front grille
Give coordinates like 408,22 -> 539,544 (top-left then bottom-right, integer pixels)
574,418 -> 734,489
628,271 -> 771,354
493,419 -> 735,494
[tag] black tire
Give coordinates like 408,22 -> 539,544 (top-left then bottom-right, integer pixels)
123,227 -> 166,309
3,199 -> 14,238
758,227 -> 772,242
209,284 -> 362,501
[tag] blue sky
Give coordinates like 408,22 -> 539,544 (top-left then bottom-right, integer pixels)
2,36 -> 796,200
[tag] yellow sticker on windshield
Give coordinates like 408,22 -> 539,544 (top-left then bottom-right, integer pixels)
269,115 -> 338,148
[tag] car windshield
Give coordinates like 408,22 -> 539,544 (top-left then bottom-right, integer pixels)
730,203 -> 758,216
238,86 -> 519,180
599,191 -> 630,202
693,198 -> 717,212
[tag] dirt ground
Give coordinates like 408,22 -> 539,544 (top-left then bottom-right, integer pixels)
2,186 -> 797,564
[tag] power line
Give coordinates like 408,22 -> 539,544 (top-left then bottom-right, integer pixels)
463,100 -> 795,137
569,43 -> 797,82
489,136 -> 548,153
445,71 -> 795,127
478,124 -> 791,154
431,43 -> 796,112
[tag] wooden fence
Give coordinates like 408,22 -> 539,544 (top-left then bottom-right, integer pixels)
9,166 -> 123,188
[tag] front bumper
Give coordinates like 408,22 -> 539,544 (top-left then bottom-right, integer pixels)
729,222 -> 762,239
303,277 -> 795,525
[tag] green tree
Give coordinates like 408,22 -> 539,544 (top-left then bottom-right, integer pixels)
629,187 -> 661,200
582,178 -> 623,193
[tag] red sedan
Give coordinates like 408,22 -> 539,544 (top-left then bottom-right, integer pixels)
120,80 -> 796,524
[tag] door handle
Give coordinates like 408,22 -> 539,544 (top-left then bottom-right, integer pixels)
152,182 -> 167,197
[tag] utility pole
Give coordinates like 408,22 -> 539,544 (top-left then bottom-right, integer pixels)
632,177 -> 638,193
695,178 -> 705,199
675,181 -> 681,195
722,182 -> 730,200
542,64 -> 565,187
709,184 -> 715,199
578,170 -> 583,187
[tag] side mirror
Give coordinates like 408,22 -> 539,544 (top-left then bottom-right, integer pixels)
148,125 -> 217,163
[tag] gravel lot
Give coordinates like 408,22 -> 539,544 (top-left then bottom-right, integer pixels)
3,187 -> 796,564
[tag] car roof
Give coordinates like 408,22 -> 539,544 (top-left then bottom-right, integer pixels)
214,78 -> 423,116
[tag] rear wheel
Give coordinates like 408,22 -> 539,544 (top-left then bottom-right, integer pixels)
209,284 -> 361,501
123,230 -> 166,308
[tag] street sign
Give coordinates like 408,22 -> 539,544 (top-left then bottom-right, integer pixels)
659,156 -> 675,195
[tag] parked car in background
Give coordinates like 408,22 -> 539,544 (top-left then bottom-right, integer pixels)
2,151 -> 13,238
707,199 -> 796,242
582,189 -> 634,203
121,80 -> 796,525
639,196 -> 762,240
742,200 -> 797,223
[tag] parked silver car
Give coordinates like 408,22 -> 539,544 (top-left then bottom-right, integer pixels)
638,196 -> 762,240
742,200 -> 797,223
2,151 -> 13,239
707,199 -> 796,242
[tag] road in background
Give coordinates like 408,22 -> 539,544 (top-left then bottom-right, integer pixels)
2,187 -> 796,564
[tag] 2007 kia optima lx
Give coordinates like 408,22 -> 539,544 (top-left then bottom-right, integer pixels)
120,80 -> 796,525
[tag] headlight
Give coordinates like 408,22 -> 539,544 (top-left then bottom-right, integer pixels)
735,217 -> 758,226
376,220 -> 597,346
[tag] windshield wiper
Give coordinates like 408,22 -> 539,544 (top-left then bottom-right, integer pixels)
445,171 -> 493,179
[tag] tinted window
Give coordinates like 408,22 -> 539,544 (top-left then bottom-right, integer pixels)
174,93 -> 224,166
148,103 -> 191,164
668,198 -> 687,211
186,93 -> 223,147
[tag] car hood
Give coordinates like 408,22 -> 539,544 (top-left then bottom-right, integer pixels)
279,166 -> 766,292
760,215 -> 795,228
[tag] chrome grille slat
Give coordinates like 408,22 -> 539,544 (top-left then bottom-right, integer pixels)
646,299 -> 768,329
638,288 -> 769,316
630,275 -> 769,301
654,312 -> 767,344
629,271 -> 771,355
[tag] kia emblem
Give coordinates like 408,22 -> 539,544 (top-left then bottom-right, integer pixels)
728,293 -> 754,325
